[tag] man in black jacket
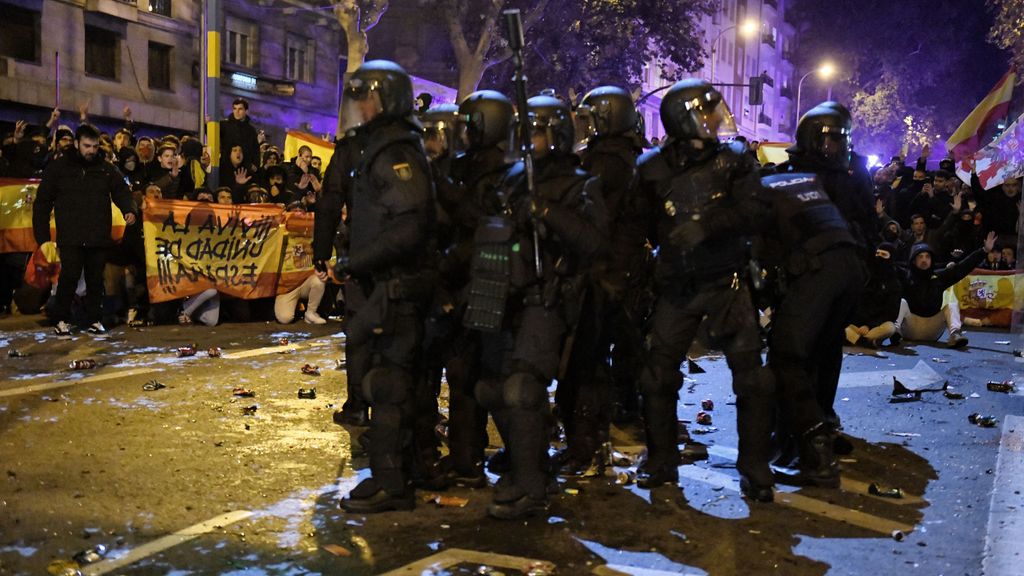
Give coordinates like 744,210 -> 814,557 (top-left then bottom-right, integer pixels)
32,124 -> 136,336
896,232 -> 995,348
219,98 -> 261,177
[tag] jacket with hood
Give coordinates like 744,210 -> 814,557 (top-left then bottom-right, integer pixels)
900,242 -> 985,317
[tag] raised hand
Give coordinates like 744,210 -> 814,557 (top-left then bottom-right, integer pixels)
984,231 -> 997,253
234,167 -> 252,185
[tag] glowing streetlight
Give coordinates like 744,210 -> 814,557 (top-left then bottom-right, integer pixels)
710,18 -> 759,85
795,62 -> 838,136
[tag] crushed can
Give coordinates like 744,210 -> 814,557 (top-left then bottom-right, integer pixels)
242,404 -> 258,416
868,482 -> 903,499
696,411 -> 712,425
232,387 -> 255,397
277,337 -> 290,346
8,348 -> 26,358
616,470 -> 637,486
69,359 -> 97,370
968,413 -> 998,428
72,544 -> 106,565
300,364 -> 320,376
987,381 -> 1016,393
176,344 -> 197,357
701,398 -> 714,411
207,347 -> 222,358
297,388 -> 317,400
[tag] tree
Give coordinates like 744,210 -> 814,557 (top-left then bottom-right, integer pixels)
987,0 -> 1024,75
332,0 -> 389,131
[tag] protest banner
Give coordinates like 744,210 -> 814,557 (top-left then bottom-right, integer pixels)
955,111 -> 1024,191
277,211 -> 316,295
949,269 -> 1023,327
0,178 -> 127,253
143,199 -> 285,303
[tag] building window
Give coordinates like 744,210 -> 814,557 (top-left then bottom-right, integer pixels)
0,4 -> 41,62
148,0 -> 171,17
85,25 -> 119,80
285,34 -> 313,83
148,42 -> 172,90
225,16 -> 257,69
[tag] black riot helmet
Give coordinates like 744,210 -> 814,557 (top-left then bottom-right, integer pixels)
576,86 -> 639,144
420,103 -> 463,160
458,90 -> 514,149
526,95 -> 575,157
660,79 -> 737,143
340,60 -> 414,132
792,104 -> 853,170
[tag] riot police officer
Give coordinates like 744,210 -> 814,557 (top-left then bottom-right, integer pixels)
471,95 -> 608,519
558,86 -> 649,476
636,79 -> 775,501
431,91 -> 515,487
336,60 -> 437,513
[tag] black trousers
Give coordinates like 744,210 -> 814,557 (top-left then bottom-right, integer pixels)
341,279 -> 371,415
53,245 -> 107,324
770,247 -> 866,435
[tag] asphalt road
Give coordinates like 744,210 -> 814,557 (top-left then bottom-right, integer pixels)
0,315 -> 1021,575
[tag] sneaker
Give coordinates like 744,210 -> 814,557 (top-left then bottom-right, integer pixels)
887,332 -> 902,347
87,322 -> 108,335
304,311 -> 327,325
947,330 -> 968,349
54,321 -> 73,337
126,308 -> 138,325
177,312 -> 192,325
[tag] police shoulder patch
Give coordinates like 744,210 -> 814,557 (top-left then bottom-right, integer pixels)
392,163 -> 413,181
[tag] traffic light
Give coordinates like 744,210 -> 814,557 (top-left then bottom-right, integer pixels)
748,76 -> 764,106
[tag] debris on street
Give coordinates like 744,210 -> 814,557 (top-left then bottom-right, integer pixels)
142,380 -> 166,391
301,364 -> 320,376
297,388 -> 317,399
207,347 -> 222,357
868,483 -> 903,499
701,398 -> 715,411
986,380 -> 1015,393
242,404 -> 259,416
232,387 -> 256,397
696,411 -> 712,425
968,413 -> 998,428
321,544 -> 352,557
176,344 -> 197,357
68,359 -> 97,370
687,359 -> 706,374
7,348 -> 27,357
943,389 -> 965,400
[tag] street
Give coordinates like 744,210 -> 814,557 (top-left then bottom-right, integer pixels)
1,316 -> 1022,575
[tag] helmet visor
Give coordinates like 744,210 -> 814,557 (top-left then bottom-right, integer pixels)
686,98 -> 737,141
340,81 -> 383,133
816,125 -> 851,168
573,105 -> 599,153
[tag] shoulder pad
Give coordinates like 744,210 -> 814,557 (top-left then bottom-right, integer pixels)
761,172 -> 821,190
637,148 -> 671,182
370,142 -> 427,180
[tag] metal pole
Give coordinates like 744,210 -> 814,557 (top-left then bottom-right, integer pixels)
55,52 -> 60,109
794,69 -> 813,139
199,0 -> 206,142
205,0 -> 221,185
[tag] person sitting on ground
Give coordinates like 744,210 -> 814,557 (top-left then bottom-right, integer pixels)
845,242 -> 902,348
895,232 -> 996,349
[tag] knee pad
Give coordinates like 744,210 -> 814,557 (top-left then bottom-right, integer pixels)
361,367 -> 411,405
502,372 -> 546,410
475,378 -> 504,411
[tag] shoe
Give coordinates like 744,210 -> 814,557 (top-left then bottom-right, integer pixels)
680,442 -> 709,463
86,322 -> 108,335
947,330 -> 968,349
177,312 -> 192,325
54,321 -> 73,337
796,423 -> 840,488
636,463 -> 679,489
487,448 -> 511,474
739,476 -> 774,503
333,407 -> 369,427
855,336 -> 879,349
126,308 -> 138,325
304,311 -> 327,325
888,332 -> 902,347
340,479 -> 414,513
487,494 -> 548,520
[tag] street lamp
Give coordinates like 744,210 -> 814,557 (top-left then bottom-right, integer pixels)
794,62 -> 836,136
710,18 -> 758,85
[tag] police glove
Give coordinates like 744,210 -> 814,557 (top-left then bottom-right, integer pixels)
670,219 -> 707,252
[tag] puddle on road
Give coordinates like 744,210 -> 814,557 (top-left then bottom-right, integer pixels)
0,544 -> 38,557
576,537 -> 709,575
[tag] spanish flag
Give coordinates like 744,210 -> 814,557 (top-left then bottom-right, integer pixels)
946,68 -> 1017,161
283,130 -> 335,165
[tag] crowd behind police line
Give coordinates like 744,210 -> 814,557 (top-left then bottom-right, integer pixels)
1,59 -> 1019,520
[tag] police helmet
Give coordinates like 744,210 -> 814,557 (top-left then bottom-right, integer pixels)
340,60 -> 414,131
458,90 -> 514,149
576,86 -> 639,143
794,104 -> 852,170
660,79 -> 737,142
526,95 -> 575,156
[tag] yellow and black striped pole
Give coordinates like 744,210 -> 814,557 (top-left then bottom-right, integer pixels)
200,0 -> 221,185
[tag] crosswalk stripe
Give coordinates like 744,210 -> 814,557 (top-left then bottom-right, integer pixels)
982,415 -> 1024,575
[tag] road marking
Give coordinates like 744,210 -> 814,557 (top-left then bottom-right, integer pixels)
838,359 -> 944,389
379,548 -> 554,576
982,415 -> 1024,576
80,510 -> 253,575
704,445 -> 923,505
0,367 -> 161,398
222,340 -> 331,360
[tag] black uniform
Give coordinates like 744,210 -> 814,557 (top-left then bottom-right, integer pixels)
473,151 -> 607,518
637,139 -> 774,494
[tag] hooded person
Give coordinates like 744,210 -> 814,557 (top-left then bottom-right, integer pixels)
895,234 -> 994,348
116,147 -> 146,191
177,139 -> 209,197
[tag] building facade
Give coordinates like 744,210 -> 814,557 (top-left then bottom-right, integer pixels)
0,0 -> 340,147
638,0 -> 798,144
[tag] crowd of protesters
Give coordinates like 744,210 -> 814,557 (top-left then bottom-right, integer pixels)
0,98 -> 336,332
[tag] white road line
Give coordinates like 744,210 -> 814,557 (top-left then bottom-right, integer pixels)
80,510 -> 253,575
380,548 -> 555,576
838,359 -> 944,389
222,340 -> 330,360
0,367 -> 161,398
982,415 -> 1024,576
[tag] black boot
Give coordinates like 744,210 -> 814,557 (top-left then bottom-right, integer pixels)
339,478 -> 414,513
636,462 -> 679,489
487,493 -> 548,520
735,389 -> 775,503
797,422 -> 840,488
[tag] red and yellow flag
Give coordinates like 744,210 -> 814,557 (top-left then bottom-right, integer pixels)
283,131 -> 335,165
0,178 -> 126,253
946,68 -> 1017,161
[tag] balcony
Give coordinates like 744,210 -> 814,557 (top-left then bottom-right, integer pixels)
779,85 -> 794,99
762,33 -> 776,49
758,112 -> 773,127
85,0 -> 138,21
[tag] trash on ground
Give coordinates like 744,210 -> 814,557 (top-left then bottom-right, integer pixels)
987,380 -> 1016,393
691,427 -> 719,435
943,390 -> 965,400
423,494 -> 469,507
142,380 -> 166,391
892,377 -> 948,396
687,359 -> 706,374
176,344 -> 197,357
232,388 -> 256,398
242,404 -> 259,416
868,483 -> 903,499
297,388 -> 317,400
207,347 -> 222,358
616,470 -> 636,485
701,399 -> 715,411
277,337 -> 290,346
887,432 -> 921,438
350,534 -> 374,565
321,544 -> 352,557
891,530 -> 905,542
889,392 -> 921,403
68,359 -> 97,370
610,451 -> 634,467
968,413 -> 998,428
336,358 -> 346,370
7,348 -> 27,358
46,559 -> 81,576
301,364 -> 321,376
72,544 -> 106,565
970,392 -> 981,398
696,411 -> 712,425
995,340 -> 1011,345
564,488 -> 579,495
930,357 -> 949,363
